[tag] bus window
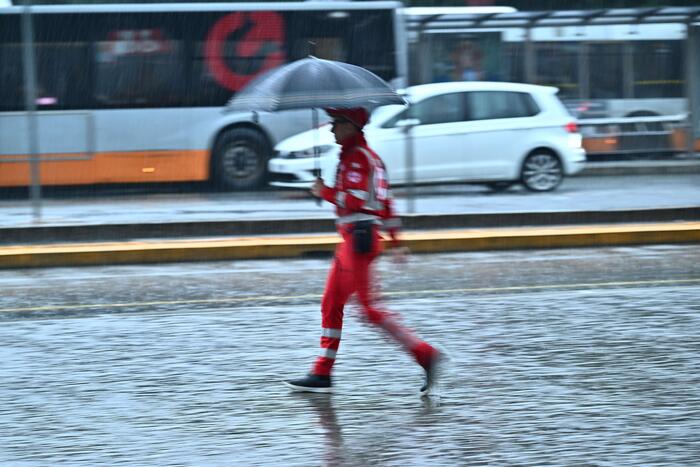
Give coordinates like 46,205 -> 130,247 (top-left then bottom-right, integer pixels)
501,42 -> 525,84
290,9 -> 395,79
411,32 -> 501,85
292,37 -> 346,61
94,14 -> 185,108
589,43 -> 624,99
345,10 -> 396,81
633,41 -> 683,99
288,9 -> 395,79
287,10 -> 349,61
0,43 -> 89,111
536,43 -> 579,100
0,13 -> 22,111
191,38 -> 231,107
0,45 -> 23,111
35,44 -> 91,109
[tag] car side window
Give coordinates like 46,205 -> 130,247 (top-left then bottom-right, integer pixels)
467,91 -> 540,120
383,92 -> 467,127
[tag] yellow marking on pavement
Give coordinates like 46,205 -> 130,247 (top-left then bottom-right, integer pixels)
1,277 -> 698,314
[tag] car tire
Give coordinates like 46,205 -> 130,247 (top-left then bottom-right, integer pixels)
212,127 -> 271,190
520,150 -> 563,192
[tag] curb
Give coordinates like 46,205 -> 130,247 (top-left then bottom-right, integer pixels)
578,159 -> 700,176
2,207 -> 700,245
2,222 -> 699,269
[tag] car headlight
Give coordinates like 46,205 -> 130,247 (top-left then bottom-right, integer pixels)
284,145 -> 335,159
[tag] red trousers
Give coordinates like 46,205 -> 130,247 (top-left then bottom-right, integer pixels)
312,225 -> 436,376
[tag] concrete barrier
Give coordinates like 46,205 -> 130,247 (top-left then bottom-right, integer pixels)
2,222 -> 699,269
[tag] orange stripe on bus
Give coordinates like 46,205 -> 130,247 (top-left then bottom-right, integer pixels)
0,150 -> 210,187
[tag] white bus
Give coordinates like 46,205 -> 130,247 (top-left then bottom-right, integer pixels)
407,8 -> 686,119
0,1 -> 406,189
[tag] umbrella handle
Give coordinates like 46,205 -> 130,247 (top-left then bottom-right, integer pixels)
314,179 -> 322,206
313,108 -> 322,206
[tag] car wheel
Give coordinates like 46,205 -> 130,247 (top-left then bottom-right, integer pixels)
213,127 -> 270,190
486,181 -> 514,192
520,150 -> 563,192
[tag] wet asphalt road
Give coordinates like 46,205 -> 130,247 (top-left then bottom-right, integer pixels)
1,245 -> 699,466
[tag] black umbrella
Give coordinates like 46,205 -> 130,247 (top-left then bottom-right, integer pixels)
226,56 -> 405,201
226,56 -> 405,112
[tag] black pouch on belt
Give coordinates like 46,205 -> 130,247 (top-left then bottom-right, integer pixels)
352,220 -> 374,253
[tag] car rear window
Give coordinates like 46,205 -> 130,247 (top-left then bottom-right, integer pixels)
467,91 -> 540,120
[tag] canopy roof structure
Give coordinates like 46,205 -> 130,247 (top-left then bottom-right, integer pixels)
406,7 -> 700,32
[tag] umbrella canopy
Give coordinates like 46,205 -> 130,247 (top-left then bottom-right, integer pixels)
226,56 -> 405,112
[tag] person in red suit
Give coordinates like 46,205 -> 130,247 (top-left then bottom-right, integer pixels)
284,107 -> 442,395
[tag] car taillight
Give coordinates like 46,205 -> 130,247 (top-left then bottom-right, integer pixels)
565,121 -> 579,133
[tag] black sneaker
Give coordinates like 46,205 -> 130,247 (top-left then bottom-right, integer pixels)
284,374 -> 332,393
420,351 -> 443,395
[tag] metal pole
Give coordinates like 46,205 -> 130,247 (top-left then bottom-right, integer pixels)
622,42 -> 634,99
578,42 -> 589,100
399,115 -> 418,215
524,27 -> 536,84
313,107 -> 321,206
404,124 -> 415,214
685,22 -> 698,158
393,6 -> 409,89
21,0 -> 41,221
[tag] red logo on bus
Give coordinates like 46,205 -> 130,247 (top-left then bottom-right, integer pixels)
205,12 -> 286,91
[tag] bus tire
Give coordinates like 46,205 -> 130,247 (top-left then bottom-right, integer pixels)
212,127 -> 271,190
520,149 -> 563,192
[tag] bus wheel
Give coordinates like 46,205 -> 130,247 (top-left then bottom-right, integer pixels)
213,128 -> 270,190
521,150 -> 563,192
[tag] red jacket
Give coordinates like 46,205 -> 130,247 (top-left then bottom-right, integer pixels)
320,132 -> 400,246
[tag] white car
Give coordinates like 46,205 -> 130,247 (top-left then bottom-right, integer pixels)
268,81 -> 586,192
